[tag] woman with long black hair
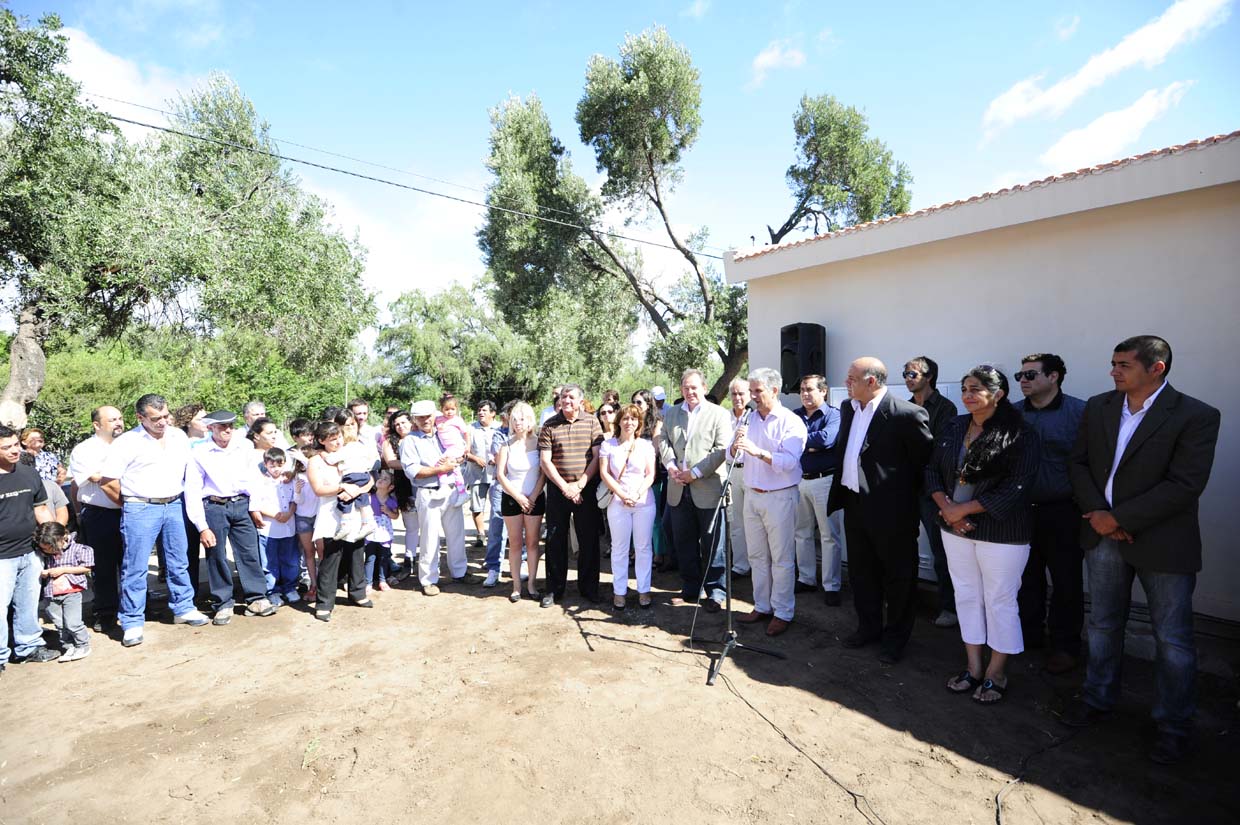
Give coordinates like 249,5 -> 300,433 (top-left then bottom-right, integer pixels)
632,389 -> 673,572
926,365 -> 1039,704
307,420 -> 374,621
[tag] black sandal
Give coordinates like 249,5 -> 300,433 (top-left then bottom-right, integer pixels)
946,670 -> 982,694
972,677 -> 1008,704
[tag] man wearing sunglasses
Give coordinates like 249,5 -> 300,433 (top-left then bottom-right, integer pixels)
1012,354 -> 1086,675
904,357 -> 958,628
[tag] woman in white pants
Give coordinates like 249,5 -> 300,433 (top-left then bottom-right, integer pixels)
926,366 -> 1040,704
598,404 -> 656,610
495,402 -> 546,603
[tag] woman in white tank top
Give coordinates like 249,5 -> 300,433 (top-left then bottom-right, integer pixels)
496,401 -> 546,603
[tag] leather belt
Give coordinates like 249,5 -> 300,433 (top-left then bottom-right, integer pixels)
801,470 -> 832,481
124,494 -> 181,505
750,485 -> 797,494
205,494 -> 248,505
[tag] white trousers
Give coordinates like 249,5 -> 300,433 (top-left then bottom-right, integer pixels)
794,474 -> 844,590
401,508 -> 419,560
607,501 -> 655,596
416,488 -> 467,586
727,464 -> 750,573
743,486 -> 798,621
940,530 -> 1030,654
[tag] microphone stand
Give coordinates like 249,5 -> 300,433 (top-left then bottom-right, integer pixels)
691,409 -> 786,686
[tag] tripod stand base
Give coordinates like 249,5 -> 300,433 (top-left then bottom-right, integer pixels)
691,630 -> 788,686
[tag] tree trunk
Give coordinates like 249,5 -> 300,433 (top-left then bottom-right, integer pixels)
709,343 -> 749,401
0,305 -> 47,428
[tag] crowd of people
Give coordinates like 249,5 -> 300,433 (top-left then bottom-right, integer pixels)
0,334 -> 1219,765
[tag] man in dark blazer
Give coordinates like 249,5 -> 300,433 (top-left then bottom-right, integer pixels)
1062,335 -> 1220,766
828,357 -> 934,662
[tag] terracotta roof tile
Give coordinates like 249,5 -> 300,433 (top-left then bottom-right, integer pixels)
731,130 -> 1240,262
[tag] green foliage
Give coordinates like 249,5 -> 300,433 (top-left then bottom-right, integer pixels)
769,94 -> 913,243
576,27 -> 702,204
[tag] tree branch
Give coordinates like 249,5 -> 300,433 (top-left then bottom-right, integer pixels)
645,151 -> 712,325
579,232 -> 673,337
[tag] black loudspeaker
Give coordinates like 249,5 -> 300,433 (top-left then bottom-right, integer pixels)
779,323 -> 826,394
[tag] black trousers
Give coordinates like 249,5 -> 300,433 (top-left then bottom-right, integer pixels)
315,538 -> 367,611
668,498 -> 724,601
181,501 -> 202,600
842,494 -> 920,653
544,484 -> 601,600
1018,499 -> 1084,655
79,505 -> 122,619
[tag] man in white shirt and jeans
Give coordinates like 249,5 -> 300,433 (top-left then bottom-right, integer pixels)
731,367 -> 807,637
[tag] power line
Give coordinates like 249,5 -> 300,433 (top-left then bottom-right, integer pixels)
83,92 -> 729,258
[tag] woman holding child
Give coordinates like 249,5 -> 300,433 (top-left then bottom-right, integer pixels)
308,420 -> 374,622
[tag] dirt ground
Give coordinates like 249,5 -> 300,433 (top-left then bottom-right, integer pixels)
2,529 -> 1237,825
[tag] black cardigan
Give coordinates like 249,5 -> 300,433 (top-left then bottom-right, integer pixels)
924,414 -> 1041,545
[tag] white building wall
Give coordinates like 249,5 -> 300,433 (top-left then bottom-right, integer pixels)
740,181 -> 1240,620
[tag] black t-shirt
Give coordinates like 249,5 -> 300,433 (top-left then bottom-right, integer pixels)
0,463 -> 48,559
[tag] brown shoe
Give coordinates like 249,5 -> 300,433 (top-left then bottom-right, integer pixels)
766,617 -> 791,636
736,609 -> 773,624
1044,651 -> 1079,675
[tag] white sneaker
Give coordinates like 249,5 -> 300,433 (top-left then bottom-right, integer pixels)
122,627 -> 144,647
58,645 -> 76,662
173,609 -> 210,627
483,569 -> 500,588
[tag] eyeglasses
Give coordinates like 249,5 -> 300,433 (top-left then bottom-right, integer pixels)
1014,370 -> 1042,381
599,407 -> 615,415
901,371 -> 922,379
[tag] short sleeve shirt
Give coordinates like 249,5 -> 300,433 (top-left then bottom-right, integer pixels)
0,464 -> 49,559
537,412 -> 604,482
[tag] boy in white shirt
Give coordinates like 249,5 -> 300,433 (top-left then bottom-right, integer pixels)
249,448 -> 301,605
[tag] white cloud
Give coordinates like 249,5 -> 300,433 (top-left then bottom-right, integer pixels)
982,0 -> 1229,140
681,0 -> 710,19
1039,81 -> 1191,171
815,27 -> 841,50
1055,14 -> 1081,40
62,27 -> 203,140
746,39 -> 807,89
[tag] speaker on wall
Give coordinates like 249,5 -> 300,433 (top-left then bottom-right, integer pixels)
779,322 -> 826,394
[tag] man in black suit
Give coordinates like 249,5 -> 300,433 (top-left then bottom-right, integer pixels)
1061,335 -> 1219,765
828,357 -> 934,663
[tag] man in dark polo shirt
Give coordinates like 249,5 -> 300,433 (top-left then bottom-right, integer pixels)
904,355 -> 959,628
0,423 -> 58,672
538,384 -> 604,608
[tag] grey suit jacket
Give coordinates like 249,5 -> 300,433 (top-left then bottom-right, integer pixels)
1069,384 -> 1220,573
657,402 -> 731,508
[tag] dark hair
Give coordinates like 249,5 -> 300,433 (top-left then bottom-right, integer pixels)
289,418 -> 313,438
907,356 -> 939,389
386,409 -> 411,437
614,403 -> 645,439
173,403 -> 204,433
799,374 -> 828,392
601,389 -> 620,408
19,451 -> 35,467
1021,353 -> 1067,386
0,424 -> 17,441
477,399 -> 496,414
135,393 -> 167,416
247,417 -> 277,443
320,405 -> 344,422
1115,335 -> 1172,377
313,421 -> 342,449
958,366 -> 1026,483
439,392 -> 457,407
630,389 -> 658,438
263,447 -> 286,464
347,398 -> 369,412
331,409 -> 356,428
34,521 -> 68,550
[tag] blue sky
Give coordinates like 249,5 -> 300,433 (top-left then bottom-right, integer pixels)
12,0 -> 1240,321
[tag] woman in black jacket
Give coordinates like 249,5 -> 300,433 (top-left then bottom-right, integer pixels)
926,365 -> 1039,704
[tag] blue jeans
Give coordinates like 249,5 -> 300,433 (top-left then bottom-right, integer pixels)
484,483 -> 506,572
364,542 -> 393,585
0,551 -> 45,660
919,494 -> 954,614
120,499 -> 196,629
1083,538 -> 1197,737
264,535 -> 301,596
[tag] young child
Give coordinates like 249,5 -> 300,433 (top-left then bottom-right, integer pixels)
34,522 -> 94,663
292,461 -> 320,602
323,429 -> 378,541
250,447 -> 301,605
435,393 -> 469,496
363,470 -> 400,592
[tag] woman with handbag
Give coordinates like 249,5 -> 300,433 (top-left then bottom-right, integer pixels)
925,365 -> 1040,704
598,404 -> 656,610
495,402 -> 546,603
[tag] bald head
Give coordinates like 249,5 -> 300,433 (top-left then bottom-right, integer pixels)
846,357 -> 888,404
92,405 -> 125,441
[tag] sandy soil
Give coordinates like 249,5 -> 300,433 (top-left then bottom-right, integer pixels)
1,532 -> 1237,825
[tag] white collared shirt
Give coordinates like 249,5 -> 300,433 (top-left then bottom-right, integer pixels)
69,435 -> 120,509
1104,382 -> 1168,506
841,386 -> 888,493
736,401 -> 806,491
101,425 -> 193,499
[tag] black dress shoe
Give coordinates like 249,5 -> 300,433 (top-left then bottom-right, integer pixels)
1059,699 -> 1110,728
1149,733 -> 1191,765
540,593 -> 556,609
353,599 -> 375,608
823,590 -> 842,606
701,598 -> 722,614
877,645 -> 903,664
793,581 -> 816,593
842,631 -> 880,649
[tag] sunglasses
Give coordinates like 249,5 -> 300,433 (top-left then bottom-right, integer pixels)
599,407 -> 616,415
901,370 -> 922,379
1014,370 -> 1042,381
